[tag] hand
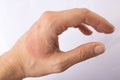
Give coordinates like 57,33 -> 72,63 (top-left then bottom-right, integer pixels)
3,8 -> 114,79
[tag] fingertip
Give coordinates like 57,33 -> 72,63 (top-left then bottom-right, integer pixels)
105,25 -> 115,34
84,31 -> 93,36
94,42 -> 106,55
101,21 -> 115,34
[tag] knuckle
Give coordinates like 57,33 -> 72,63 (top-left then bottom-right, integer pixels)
41,11 -> 55,22
72,8 -> 89,13
78,47 -> 89,61
72,8 -> 90,17
42,11 -> 55,19
43,11 -> 54,15
80,8 -> 90,15
78,45 -> 95,61
81,8 -> 90,13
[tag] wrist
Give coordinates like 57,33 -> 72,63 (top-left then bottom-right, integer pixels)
0,50 -> 25,80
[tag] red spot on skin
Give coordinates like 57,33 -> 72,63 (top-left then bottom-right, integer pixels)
24,28 -> 48,58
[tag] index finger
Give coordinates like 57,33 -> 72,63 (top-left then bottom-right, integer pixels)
57,8 -> 114,34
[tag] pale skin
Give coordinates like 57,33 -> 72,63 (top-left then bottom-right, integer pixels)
0,8 -> 114,80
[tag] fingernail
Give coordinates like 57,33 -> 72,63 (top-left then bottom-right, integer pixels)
94,45 -> 105,55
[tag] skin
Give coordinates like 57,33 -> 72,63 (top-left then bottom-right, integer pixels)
0,8 -> 114,80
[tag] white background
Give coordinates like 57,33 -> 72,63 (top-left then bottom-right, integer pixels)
0,0 -> 120,80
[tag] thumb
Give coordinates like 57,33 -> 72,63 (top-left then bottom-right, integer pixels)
59,42 -> 105,69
